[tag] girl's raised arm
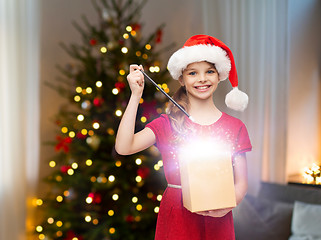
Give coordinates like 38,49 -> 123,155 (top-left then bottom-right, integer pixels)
115,65 -> 156,155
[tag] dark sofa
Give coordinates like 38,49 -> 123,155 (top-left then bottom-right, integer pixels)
233,182 -> 321,240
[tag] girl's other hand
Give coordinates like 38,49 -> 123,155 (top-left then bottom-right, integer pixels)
127,64 -> 144,97
196,207 -> 233,218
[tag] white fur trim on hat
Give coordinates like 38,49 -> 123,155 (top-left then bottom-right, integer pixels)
225,87 -> 249,111
167,44 -> 231,81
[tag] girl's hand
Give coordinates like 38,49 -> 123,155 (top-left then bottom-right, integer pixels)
127,64 -> 144,98
196,207 -> 233,218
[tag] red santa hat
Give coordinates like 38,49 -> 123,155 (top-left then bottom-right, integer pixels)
167,34 -> 248,111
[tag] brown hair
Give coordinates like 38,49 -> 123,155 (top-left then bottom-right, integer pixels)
167,85 -> 189,136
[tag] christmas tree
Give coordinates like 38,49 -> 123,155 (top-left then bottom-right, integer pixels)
35,0 -> 172,239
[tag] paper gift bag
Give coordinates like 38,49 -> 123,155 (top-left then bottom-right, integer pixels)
179,147 -> 236,213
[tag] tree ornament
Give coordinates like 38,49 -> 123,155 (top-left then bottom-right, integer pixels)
64,230 -> 83,240
115,82 -> 126,92
60,165 -> 71,174
76,132 -> 86,139
125,215 -> 135,222
156,29 -> 163,44
141,100 -> 158,119
89,38 -> 97,46
137,167 -> 150,179
81,100 -> 91,110
55,136 -> 72,153
93,97 -> 104,107
86,135 -> 101,150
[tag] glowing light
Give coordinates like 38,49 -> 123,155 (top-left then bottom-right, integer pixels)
61,127 -> 68,133
108,175 -> 115,182
109,228 -> 116,234
63,190 -> 70,197
86,87 -> 92,94
112,88 -> 119,95
56,231 -> 62,237
74,95 -> 81,102
35,198 -> 43,206
56,221 -> 63,227
154,164 -> 160,171
49,161 -> 56,168
131,30 -> 137,36
77,114 -> 84,121
135,176 -> 142,182
88,130 -> 94,136
107,128 -> 115,135
126,26 -> 132,32
96,81 -> 102,87
145,44 -> 151,50
56,175 -> 62,182
141,116 -> 147,123
132,197 -> 138,203
154,206 -> 160,213
93,122 -> 100,129
121,47 -> 128,54
157,195 -> 162,201
81,129 -> 87,135
136,51 -> 141,57
123,33 -> 129,39
139,98 -> 144,104
86,196 -> 93,204
86,159 -> 93,166
38,234 -> 45,240
115,160 -> 122,167
56,196 -> 63,202
47,218 -> 54,224
100,46 -> 107,53
136,204 -> 142,211
119,69 -> 125,75
135,216 -> 141,222
108,210 -> 114,216
147,192 -> 153,199
90,176 -> 96,182
36,226 -> 43,232
93,219 -> 99,225
112,194 -> 119,201
71,163 -> 78,169
76,87 -> 82,93
154,66 -> 160,72
142,54 -> 148,59
158,160 -> 163,167
115,109 -> 122,117
162,83 -> 168,89
135,158 -> 142,165
69,131 -> 75,138
67,168 -> 74,175
85,215 -> 92,222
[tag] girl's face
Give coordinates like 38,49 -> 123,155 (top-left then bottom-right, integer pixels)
179,61 -> 219,102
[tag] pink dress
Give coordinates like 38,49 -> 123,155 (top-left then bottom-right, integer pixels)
146,113 -> 252,240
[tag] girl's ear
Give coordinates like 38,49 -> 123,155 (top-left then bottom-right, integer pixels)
178,76 -> 184,86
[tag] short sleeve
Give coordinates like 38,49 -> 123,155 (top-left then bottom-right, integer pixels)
234,123 -> 252,155
145,114 -> 171,151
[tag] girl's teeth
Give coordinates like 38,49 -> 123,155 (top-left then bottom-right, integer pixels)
196,86 -> 208,89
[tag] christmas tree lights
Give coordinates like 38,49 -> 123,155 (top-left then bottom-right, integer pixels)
36,0 -> 172,239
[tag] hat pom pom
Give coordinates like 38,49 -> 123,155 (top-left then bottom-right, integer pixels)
225,87 -> 249,111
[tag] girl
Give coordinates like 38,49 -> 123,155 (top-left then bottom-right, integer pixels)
115,35 -> 252,240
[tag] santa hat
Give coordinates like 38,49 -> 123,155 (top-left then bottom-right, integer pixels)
167,34 -> 248,111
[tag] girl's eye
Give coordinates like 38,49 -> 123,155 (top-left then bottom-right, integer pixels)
188,71 -> 196,76
207,70 -> 216,74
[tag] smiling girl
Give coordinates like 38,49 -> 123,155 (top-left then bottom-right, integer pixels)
115,35 -> 252,240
